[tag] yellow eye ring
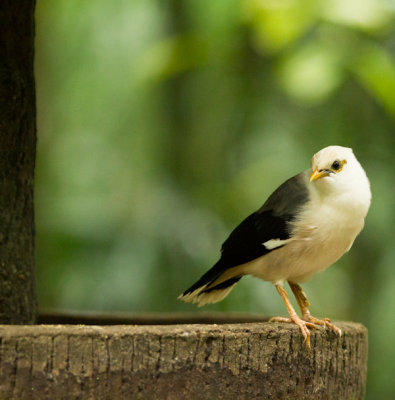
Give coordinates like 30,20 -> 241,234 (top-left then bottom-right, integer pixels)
331,159 -> 346,172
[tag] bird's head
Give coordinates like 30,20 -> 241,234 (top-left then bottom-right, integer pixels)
309,146 -> 371,204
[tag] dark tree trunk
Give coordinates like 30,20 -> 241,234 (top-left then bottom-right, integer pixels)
0,1 -> 37,323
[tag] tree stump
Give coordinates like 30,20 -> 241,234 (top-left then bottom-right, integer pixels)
0,314 -> 367,399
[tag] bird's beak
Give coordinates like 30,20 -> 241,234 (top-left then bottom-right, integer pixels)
310,168 -> 330,182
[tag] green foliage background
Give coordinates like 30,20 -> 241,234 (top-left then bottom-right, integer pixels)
35,1 -> 394,398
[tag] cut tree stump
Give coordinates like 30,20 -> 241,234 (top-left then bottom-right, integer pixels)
0,314 -> 367,400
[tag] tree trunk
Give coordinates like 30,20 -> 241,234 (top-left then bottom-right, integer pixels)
0,318 -> 367,399
0,1 -> 37,323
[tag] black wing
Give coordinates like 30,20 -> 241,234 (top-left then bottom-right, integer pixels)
220,172 -> 309,267
219,210 -> 290,267
181,172 -> 309,295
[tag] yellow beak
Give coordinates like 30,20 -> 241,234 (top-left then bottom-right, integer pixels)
310,168 -> 330,182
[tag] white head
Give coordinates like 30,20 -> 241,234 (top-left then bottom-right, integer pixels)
309,146 -> 371,212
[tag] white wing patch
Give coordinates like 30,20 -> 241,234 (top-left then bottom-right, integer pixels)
263,238 -> 293,250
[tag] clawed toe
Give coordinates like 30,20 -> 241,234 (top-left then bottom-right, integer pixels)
271,284 -> 341,351
302,315 -> 342,336
270,312 -> 342,350
324,320 -> 342,336
270,315 -> 313,349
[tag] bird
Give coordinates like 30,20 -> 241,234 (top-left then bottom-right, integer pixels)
178,145 -> 371,349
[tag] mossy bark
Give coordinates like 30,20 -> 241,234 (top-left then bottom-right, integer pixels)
0,1 -> 37,323
0,320 -> 367,399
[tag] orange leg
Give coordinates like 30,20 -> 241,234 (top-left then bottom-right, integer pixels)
269,284 -> 317,350
288,281 -> 341,336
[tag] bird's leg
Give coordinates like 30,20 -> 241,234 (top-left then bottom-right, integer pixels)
269,284 -> 316,350
288,281 -> 341,336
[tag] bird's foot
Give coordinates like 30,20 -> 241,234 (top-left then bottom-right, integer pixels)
269,315 -> 316,350
302,314 -> 342,336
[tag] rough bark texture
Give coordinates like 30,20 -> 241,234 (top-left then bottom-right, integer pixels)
0,320 -> 367,399
0,1 -> 37,324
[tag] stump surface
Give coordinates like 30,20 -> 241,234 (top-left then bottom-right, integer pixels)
0,319 -> 367,400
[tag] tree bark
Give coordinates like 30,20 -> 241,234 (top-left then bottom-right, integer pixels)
0,320 -> 367,399
0,1 -> 37,323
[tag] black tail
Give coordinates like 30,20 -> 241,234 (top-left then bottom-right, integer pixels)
200,276 -> 241,293
178,259 -> 242,306
181,259 -> 228,296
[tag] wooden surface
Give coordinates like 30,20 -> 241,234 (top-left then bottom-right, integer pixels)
37,310 -> 270,325
0,316 -> 367,399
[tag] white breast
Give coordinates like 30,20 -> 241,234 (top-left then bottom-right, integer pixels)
244,193 -> 368,284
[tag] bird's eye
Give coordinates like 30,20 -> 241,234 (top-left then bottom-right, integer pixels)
331,160 -> 341,171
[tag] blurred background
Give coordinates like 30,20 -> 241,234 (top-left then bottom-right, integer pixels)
35,1 -> 394,398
